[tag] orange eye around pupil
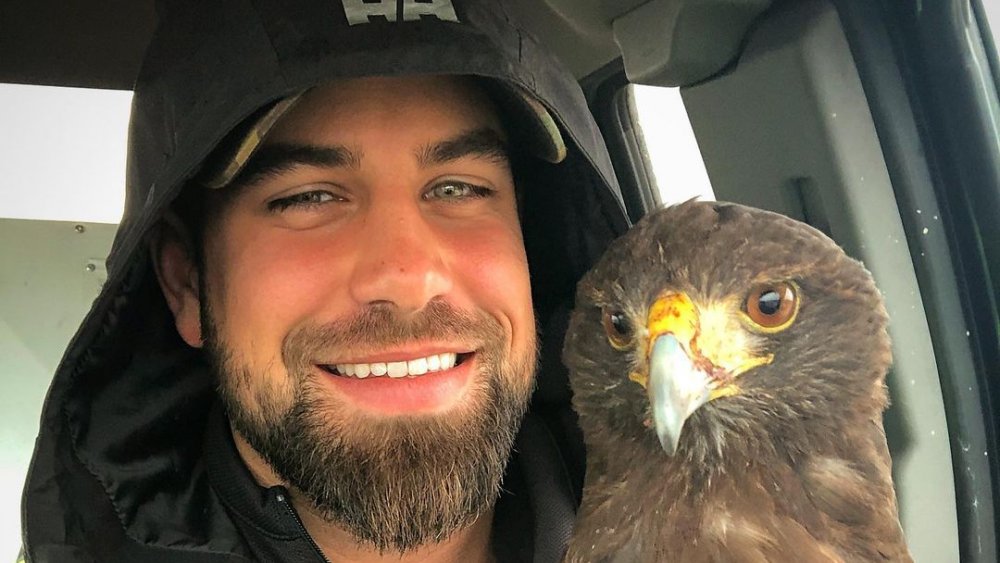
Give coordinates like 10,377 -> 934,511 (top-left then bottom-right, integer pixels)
610,313 -> 628,334
602,309 -> 634,349
745,283 -> 797,329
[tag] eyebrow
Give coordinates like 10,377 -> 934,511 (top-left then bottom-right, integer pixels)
417,128 -> 510,167
229,127 -> 509,189
230,143 -> 362,188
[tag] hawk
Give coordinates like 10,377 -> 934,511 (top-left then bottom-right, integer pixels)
563,201 -> 911,562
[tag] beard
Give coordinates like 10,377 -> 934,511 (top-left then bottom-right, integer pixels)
202,297 -> 536,553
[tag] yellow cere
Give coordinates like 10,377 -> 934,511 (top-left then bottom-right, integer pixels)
645,292 -> 773,390
647,293 -> 700,352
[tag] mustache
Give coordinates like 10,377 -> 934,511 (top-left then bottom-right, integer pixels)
282,299 -> 505,366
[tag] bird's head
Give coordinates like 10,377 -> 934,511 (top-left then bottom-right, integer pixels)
564,201 -> 891,463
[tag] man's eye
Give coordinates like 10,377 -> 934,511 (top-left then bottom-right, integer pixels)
424,181 -> 492,201
267,190 -> 339,212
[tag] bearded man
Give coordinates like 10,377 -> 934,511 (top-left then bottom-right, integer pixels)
20,1 -> 629,562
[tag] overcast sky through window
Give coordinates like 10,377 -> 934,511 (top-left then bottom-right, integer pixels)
0,84 -> 131,224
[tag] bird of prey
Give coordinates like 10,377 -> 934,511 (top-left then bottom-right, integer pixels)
563,201 -> 911,562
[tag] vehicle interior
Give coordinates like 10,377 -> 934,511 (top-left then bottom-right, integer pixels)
2,0 -> 998,561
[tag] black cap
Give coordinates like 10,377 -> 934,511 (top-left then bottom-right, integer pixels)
126,0 -> 620,204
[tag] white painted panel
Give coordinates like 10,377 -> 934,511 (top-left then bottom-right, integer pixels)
0,219 -> 116,559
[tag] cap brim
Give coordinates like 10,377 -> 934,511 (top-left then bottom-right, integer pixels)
198,94 -> 304,190
199,80 -> 566,190
480,80 -> 568,165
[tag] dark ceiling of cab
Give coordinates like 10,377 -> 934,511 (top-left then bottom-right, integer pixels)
0,0 -> 767,90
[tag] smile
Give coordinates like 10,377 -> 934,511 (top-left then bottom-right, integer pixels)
320,352 -> 471,379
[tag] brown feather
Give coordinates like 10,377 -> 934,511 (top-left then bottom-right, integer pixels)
563,201 -> 911,562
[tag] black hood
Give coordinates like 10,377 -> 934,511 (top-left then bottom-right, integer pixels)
21,0 -> 630,560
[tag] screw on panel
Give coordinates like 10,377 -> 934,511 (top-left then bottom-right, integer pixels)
85,259 -> 108,288
75,224 -> 86,234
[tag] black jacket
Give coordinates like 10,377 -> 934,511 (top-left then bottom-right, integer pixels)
20,1 -> 630,560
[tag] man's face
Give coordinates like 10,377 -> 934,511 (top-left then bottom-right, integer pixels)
186,76 -> 537,550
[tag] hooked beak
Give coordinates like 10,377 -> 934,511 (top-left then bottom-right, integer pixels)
630,292 -> 768,456
647,333 -> 713,455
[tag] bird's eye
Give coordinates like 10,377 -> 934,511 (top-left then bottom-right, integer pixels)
743,282 -> 798,331
601,308 -> 634,350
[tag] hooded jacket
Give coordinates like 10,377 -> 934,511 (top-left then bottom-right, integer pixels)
20,1 -> 630,561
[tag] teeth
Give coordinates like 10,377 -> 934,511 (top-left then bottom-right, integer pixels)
387,362 -> 407,378
355,363 -> 371,378
328,353 -> 459,378
408,357 -> 428,375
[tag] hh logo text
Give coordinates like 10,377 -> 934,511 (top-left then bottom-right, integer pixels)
342,0 -> 459,26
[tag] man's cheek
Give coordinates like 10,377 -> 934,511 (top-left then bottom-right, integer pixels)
454,226 -> 529,285
222,244 -> 331,314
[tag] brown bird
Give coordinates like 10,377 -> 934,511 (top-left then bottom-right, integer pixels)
563,201 -> 912,562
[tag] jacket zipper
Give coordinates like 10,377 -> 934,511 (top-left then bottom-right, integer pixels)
275,491 -> 332,563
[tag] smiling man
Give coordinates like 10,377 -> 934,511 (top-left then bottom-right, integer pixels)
159,76 -> 538,559
20,1 -> 629,562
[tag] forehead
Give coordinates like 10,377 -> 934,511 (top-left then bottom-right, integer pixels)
265,75 -> 505,144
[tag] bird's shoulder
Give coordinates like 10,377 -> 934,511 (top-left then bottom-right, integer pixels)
794,419 -> 912,562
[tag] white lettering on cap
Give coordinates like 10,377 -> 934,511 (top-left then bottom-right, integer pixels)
343,0 -> 459,26
402,0 -> 459,22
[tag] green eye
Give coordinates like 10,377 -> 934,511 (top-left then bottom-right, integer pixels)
425,182 -> 492,201
268,190 -> 338,212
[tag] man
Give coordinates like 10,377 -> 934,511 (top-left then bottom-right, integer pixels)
21,1 -> 629,561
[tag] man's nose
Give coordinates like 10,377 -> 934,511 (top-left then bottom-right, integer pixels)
347,202 -> 453,313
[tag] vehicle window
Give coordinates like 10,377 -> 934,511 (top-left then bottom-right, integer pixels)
0,83 -> 126,558
1,84 -> 129,223
630,84 -> 715,205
